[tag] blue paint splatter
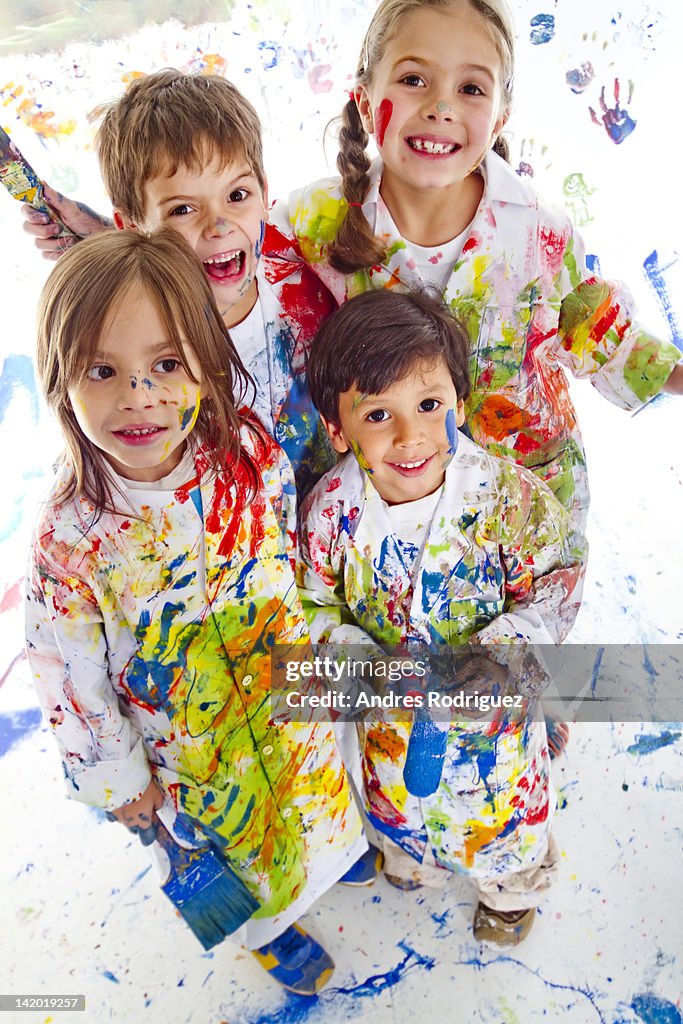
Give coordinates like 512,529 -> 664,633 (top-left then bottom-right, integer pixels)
0,707 -> 43,757
631,993 -> 683,1024
257,40 -> 281,70
180,405 -> 196,430
530,14 -> 555,45
589,646 -> 605,698
0,354 -> 39,426
101,970 -> 120,983
643,251 -> 683,350
242,942 -> 435,1024
627,730 -> 681,756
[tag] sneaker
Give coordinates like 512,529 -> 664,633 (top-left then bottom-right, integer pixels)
384,872 -> 423,891
252,923 -> 334,995
339,845 -> 383,886
473,903 -> 536,946
545,714 -> 570,759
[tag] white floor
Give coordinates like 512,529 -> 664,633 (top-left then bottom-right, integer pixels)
1,389 -> 682,1024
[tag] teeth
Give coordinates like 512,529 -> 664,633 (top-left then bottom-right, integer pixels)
204,251 -> 241,266
397,459 -> 427,469
409,138 -> 458,155
121,427 -> 159,436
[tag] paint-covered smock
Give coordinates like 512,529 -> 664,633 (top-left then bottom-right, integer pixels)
298,433 -> 586,879
25,423 -> 365,948
273,153 -> 681,528
233,227 -> 338,498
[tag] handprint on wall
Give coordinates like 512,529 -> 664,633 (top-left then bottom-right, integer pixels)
562,172 -> 596,227
589,78 -> 636,144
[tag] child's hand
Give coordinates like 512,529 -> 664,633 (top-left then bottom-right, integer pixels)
111,780 -> 164,844
455,654 -> 509,719
21,185 -> 113,260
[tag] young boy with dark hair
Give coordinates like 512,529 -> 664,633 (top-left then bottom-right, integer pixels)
299,288 -> 587,946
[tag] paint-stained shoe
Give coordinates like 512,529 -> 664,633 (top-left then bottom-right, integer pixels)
383,872 -> 423,891
545,715 -> 570,759
252,923 -> 334,995
339,844 -> 383,886
473,903 -> 536,946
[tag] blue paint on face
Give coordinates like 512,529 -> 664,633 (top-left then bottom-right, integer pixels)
181,405 -> 196,430
142,378 -> 154,389
0,707 -> 43,757
627,730 -> 681,756
445,407 -> 458,455
530,13 -> 555,45
255,218 -> 266,260
643,251 -> 683,350
631,993 -> 683,1024
130,376 -> 137,389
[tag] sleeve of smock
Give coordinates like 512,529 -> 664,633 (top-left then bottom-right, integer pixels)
25,543 -> 151,810
552,214 -> 680,408
475,458 -> 587,647
297,484 -> 379,648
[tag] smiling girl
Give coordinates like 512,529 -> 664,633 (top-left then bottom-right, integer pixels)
24,227 -> 365,994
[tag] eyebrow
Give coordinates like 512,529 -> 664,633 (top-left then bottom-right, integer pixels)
92,340 -> 178,362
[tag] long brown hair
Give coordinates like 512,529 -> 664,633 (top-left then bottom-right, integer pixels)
329,0 -> 516,274
36,227 -> 259,518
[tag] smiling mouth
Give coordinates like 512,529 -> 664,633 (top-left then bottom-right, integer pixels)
388,454 -> 435,476
113,426 -> 166,446
407,138 -> 461,155
203,250 -> 246,283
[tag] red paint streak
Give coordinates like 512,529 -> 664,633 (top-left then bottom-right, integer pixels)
280,270 -> 337,339
375,99 -> 393,147
462,233 -> 480,253
0,577 -> 23,613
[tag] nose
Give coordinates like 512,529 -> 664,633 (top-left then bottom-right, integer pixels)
201,201 -> 235,240
117,374 -> 158,410
394,416 -> 425,449
424,98 -> 454,123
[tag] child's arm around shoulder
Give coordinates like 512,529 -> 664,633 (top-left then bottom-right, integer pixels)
25,513 -> 152,811
297,462 -> 377,647
478,453 -> 587,647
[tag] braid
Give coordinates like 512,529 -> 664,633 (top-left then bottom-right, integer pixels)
328,99 -> 387,273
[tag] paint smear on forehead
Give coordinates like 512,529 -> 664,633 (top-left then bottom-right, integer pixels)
375,99 -> 393,148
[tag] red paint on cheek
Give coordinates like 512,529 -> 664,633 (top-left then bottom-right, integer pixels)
375,99 -> 393,147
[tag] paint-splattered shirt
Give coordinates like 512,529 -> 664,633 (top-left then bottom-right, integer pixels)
273,153 -> 681,529
298,434 -> 586,877
25,422 -> 364,944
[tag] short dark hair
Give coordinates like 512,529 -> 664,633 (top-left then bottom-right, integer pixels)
308,288 -> 471,423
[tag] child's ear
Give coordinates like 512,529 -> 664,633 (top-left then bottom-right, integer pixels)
456,399 -> 466,427
354,88 -> 374,135
113,209 -> 135,230
491,108 -> 510,146
320,414 -> 350,455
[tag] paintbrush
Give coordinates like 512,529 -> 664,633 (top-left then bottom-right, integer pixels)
106,811 -> 259,949
0,125 -> 75,237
